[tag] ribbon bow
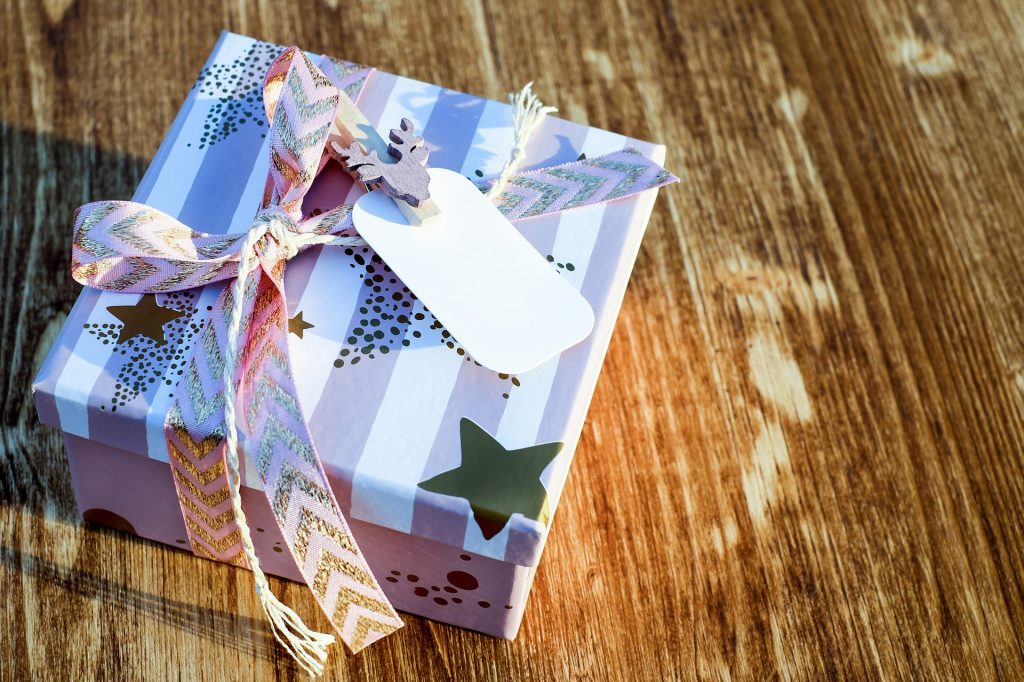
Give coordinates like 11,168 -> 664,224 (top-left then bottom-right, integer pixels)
71,47 -> 676,674
74,48 -> 399,673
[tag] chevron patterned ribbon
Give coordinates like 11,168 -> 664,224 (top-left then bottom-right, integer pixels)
70,46 -> 676,673
478,147 -> 677,220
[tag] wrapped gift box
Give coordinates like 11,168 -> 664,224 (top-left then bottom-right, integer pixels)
32,32 -> 668,639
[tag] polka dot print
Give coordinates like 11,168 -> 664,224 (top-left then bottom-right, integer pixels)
332,246 -> 422,365
446,570 -> 479,591
545,254 -> 576,272
189,41 -> 280,150
332,246 -> 527,399
386,553 -> 504,611
83,292 -> 202,412
82,508 -> 137,535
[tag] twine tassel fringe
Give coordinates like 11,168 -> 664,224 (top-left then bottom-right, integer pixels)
220,223 -> 342,678
259,589 -> 335,677
486,82 -> 558,200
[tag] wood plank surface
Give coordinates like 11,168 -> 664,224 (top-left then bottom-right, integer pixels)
2,0 -> 1023,679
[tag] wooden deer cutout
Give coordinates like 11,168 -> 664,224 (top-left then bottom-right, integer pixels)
330,107 -> 440,224
336,118 -> 431,206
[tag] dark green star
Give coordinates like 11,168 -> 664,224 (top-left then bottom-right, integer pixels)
418,418 -> 563,540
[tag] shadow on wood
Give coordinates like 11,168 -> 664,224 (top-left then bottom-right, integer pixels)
0,544 -> 282,660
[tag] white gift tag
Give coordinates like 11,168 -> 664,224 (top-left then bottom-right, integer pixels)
352,168 -> 595,374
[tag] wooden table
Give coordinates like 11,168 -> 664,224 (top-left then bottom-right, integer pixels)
3,0 -> 1023,679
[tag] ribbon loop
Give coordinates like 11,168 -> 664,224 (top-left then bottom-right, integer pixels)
262,47 -> 341,219
71,201 -> 248,293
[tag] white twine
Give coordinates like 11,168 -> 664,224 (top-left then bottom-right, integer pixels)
216,81 -> 553,675
222,212 -> 364,677
486,82 -> 558,201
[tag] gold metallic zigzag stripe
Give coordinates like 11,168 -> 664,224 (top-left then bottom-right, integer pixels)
326,583 -> 399,624
271,149 -> 302,186
294,505 -> 360,564
170,448 -> 226,487
303,526 -> 376,591
175,488 -> 237,530
105,257 -> 158,290
171,466 -> 232,509
247,365 -> 303,424
168,437 -> 227,486
176,365 -> 225,426
71,259 -> 116,282
269,461 -> 334,524
253,413 -> 314,475
184,516 -> 244,556
350,615 -> 397,652
190,538 -> 246,568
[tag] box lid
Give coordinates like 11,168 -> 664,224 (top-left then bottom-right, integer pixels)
33,32 -> 667,568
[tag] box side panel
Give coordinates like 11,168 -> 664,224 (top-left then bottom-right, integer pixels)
32,291 -> 103,431
63,433 -> 530,638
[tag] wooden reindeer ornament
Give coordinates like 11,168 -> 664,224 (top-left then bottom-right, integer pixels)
336,118 -> 431,207
327,92 -> 440,225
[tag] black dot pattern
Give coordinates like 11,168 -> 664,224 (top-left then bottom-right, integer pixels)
189,41 -> 280,150
545,254 -> 576,272
83,292 -> 203,412
332,246 -> 523,399
387,554 -> 497,610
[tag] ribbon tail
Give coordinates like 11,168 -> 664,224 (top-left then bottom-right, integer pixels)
236,264 -> 403,652
73,200 -> 247,293
165,281 -> 248,567
477,147 -> 678,222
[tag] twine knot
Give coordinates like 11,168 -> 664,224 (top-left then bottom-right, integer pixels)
486,82 -> 558,201
249,208 -> 306,262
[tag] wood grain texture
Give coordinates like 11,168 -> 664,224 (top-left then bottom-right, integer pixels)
2,0 -> 1023,679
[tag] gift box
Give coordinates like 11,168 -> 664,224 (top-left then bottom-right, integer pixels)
32,32 -> 670,642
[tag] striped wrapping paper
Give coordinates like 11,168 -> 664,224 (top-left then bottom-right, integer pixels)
33,31 -> 668,568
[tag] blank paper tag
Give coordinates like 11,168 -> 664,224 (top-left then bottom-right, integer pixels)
352,168 -> 594,374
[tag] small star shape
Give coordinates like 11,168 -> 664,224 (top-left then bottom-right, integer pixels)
107,294 -> 186,345
289,311 -> 315,338
418,418 -> 563,540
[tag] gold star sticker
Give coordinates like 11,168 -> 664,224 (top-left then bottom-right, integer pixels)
418,418 -> 563,540
288,311 -> 315,338
106,294 -> 186,345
